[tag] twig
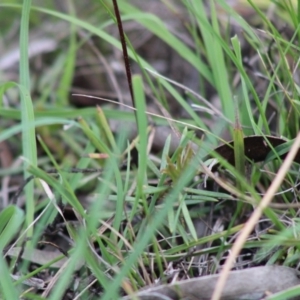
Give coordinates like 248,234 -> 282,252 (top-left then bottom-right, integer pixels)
211,131 -> 300,300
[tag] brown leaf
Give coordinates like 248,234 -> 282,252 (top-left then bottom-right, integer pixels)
123,266 -> 300,300
211,135 -> 300,167
7,247 -> 84,270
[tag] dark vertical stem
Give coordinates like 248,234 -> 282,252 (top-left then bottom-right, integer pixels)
112,0 -> 135,110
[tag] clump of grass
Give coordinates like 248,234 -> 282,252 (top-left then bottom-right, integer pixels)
0,0 -> 300,299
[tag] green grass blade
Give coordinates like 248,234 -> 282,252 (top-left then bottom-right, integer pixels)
101,152 -> 200,299
56,1 -> 76,106
27,164 -> 85,216
189,0 -> 234,122
0,255 -> 19,299
0,206 -> 24,250
133,75 -> 147,198
19,0 -> 37,241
